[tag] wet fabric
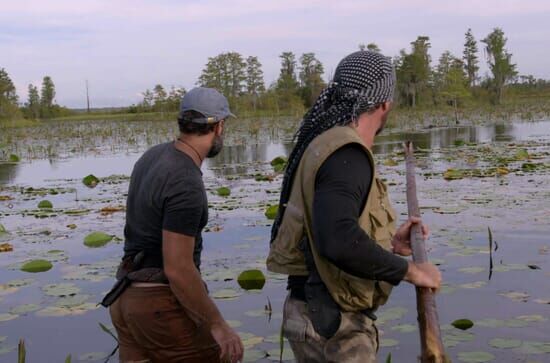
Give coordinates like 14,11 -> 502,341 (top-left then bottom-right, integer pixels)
109,285 -> 221,363
283,294 -> 378,363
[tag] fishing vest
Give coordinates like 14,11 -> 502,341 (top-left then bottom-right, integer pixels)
266,126 -> 397,312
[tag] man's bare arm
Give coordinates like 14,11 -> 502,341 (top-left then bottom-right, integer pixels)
162,230 -> 243,363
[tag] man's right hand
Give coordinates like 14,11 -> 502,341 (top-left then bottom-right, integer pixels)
210,321 -> 244,363
404,261 -> 442,290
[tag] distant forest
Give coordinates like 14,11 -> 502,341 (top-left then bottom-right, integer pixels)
1,27 -> 549,122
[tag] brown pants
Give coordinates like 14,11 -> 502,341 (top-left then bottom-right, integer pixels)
282,294 -> 379,363
109,285 -> 221,363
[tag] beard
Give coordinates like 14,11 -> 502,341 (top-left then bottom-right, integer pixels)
207,134 -> 224,158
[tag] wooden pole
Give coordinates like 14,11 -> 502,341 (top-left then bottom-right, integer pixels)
404,141 -> 450,363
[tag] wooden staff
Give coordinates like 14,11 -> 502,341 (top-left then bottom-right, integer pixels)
404,142 -> 449,363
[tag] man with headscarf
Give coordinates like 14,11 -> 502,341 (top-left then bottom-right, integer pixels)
267,51 -> 442,362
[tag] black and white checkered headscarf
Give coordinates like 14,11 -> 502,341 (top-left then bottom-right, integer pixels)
271,51 -> 396,242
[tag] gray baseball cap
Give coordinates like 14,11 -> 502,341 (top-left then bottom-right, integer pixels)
179,87 -> 235,124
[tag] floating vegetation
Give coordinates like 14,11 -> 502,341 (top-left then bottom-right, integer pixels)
488,338 -> 522,349
42,283 -> 80,297
83,232 -> 113,248
237,269 -> 266,290
0,313 -> 18,322
271,156 -> 287,173
20,260 -> 53,273
443,330 -> 474,348
451,319 -> 474,330
380,338 -> 399,347
216,187 -> 231,197
0,243 -> 13,252
82,174 -> 100,188
457,351 -> 495,362
211,289 -> 242,300
37,200 -> 53,209
1,119 -> 550,361
377,307 -> 408,324
264,205 -> 278,220
8,154 -> 20,163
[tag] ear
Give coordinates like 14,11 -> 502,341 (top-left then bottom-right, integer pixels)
215,120 -> 224,136
381,101 -> 392,112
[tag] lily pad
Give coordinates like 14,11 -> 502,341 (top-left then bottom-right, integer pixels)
83,231 -> 113,248
488,338 -> 521,349
36,302 -> 98,317
498,291 -> 529,302
379,338 -> 399,347
20,259 -> 53,273
459,281 -> 486,289
443,330 -> 474,348
265,205 -> 279,220
216,187 -> 231,197
37,200 -> 53,209
0,224 -> 6,234
390,324 -> 417,333
443,168 -> 464,180
377,307 -> 408,324
10,304 -> 40,315
226,320 -> 242,328
271,156 -> 287,172
0,345 -> 16,355
211,289 -> 241,300
457,351 -> 495,362
239,332 -> 264,348
0,313 -> 18,322
82,174 -> 100,188
8,154 -> 20,163
458,267 -> 485,274
237,269 -> 266,290
519,341 -> 550,354
514,148 -> 529,160
452,319 -> 474,330
42,283 -> 80,297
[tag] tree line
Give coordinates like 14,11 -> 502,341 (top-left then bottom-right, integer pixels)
132,27 -> 546,116
1,27 -> 549,122
0,73 -> 71,120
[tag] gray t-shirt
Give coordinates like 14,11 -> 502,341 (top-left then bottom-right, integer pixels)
123,142 -> 208,270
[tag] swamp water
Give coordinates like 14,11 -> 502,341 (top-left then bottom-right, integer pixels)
0,118 -> 549,362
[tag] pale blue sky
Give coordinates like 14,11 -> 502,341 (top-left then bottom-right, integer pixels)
2,0 -> 549,108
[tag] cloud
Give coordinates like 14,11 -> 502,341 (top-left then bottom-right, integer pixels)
2,0 -> 549,107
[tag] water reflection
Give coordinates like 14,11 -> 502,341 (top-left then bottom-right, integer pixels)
2,120 -> 549,185
0,163 -> 19,184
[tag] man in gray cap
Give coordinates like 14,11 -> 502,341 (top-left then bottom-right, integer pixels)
267,51 -> 441,362
107,87 -> 243,363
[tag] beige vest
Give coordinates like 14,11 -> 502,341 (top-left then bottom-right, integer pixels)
267,126 -> 397,312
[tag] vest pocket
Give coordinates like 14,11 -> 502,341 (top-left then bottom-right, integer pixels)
369,209 -> 393,242
267,202 -> 308,274
337,270 -> 375,310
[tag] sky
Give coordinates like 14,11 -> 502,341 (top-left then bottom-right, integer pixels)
2,0 -> 550,108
